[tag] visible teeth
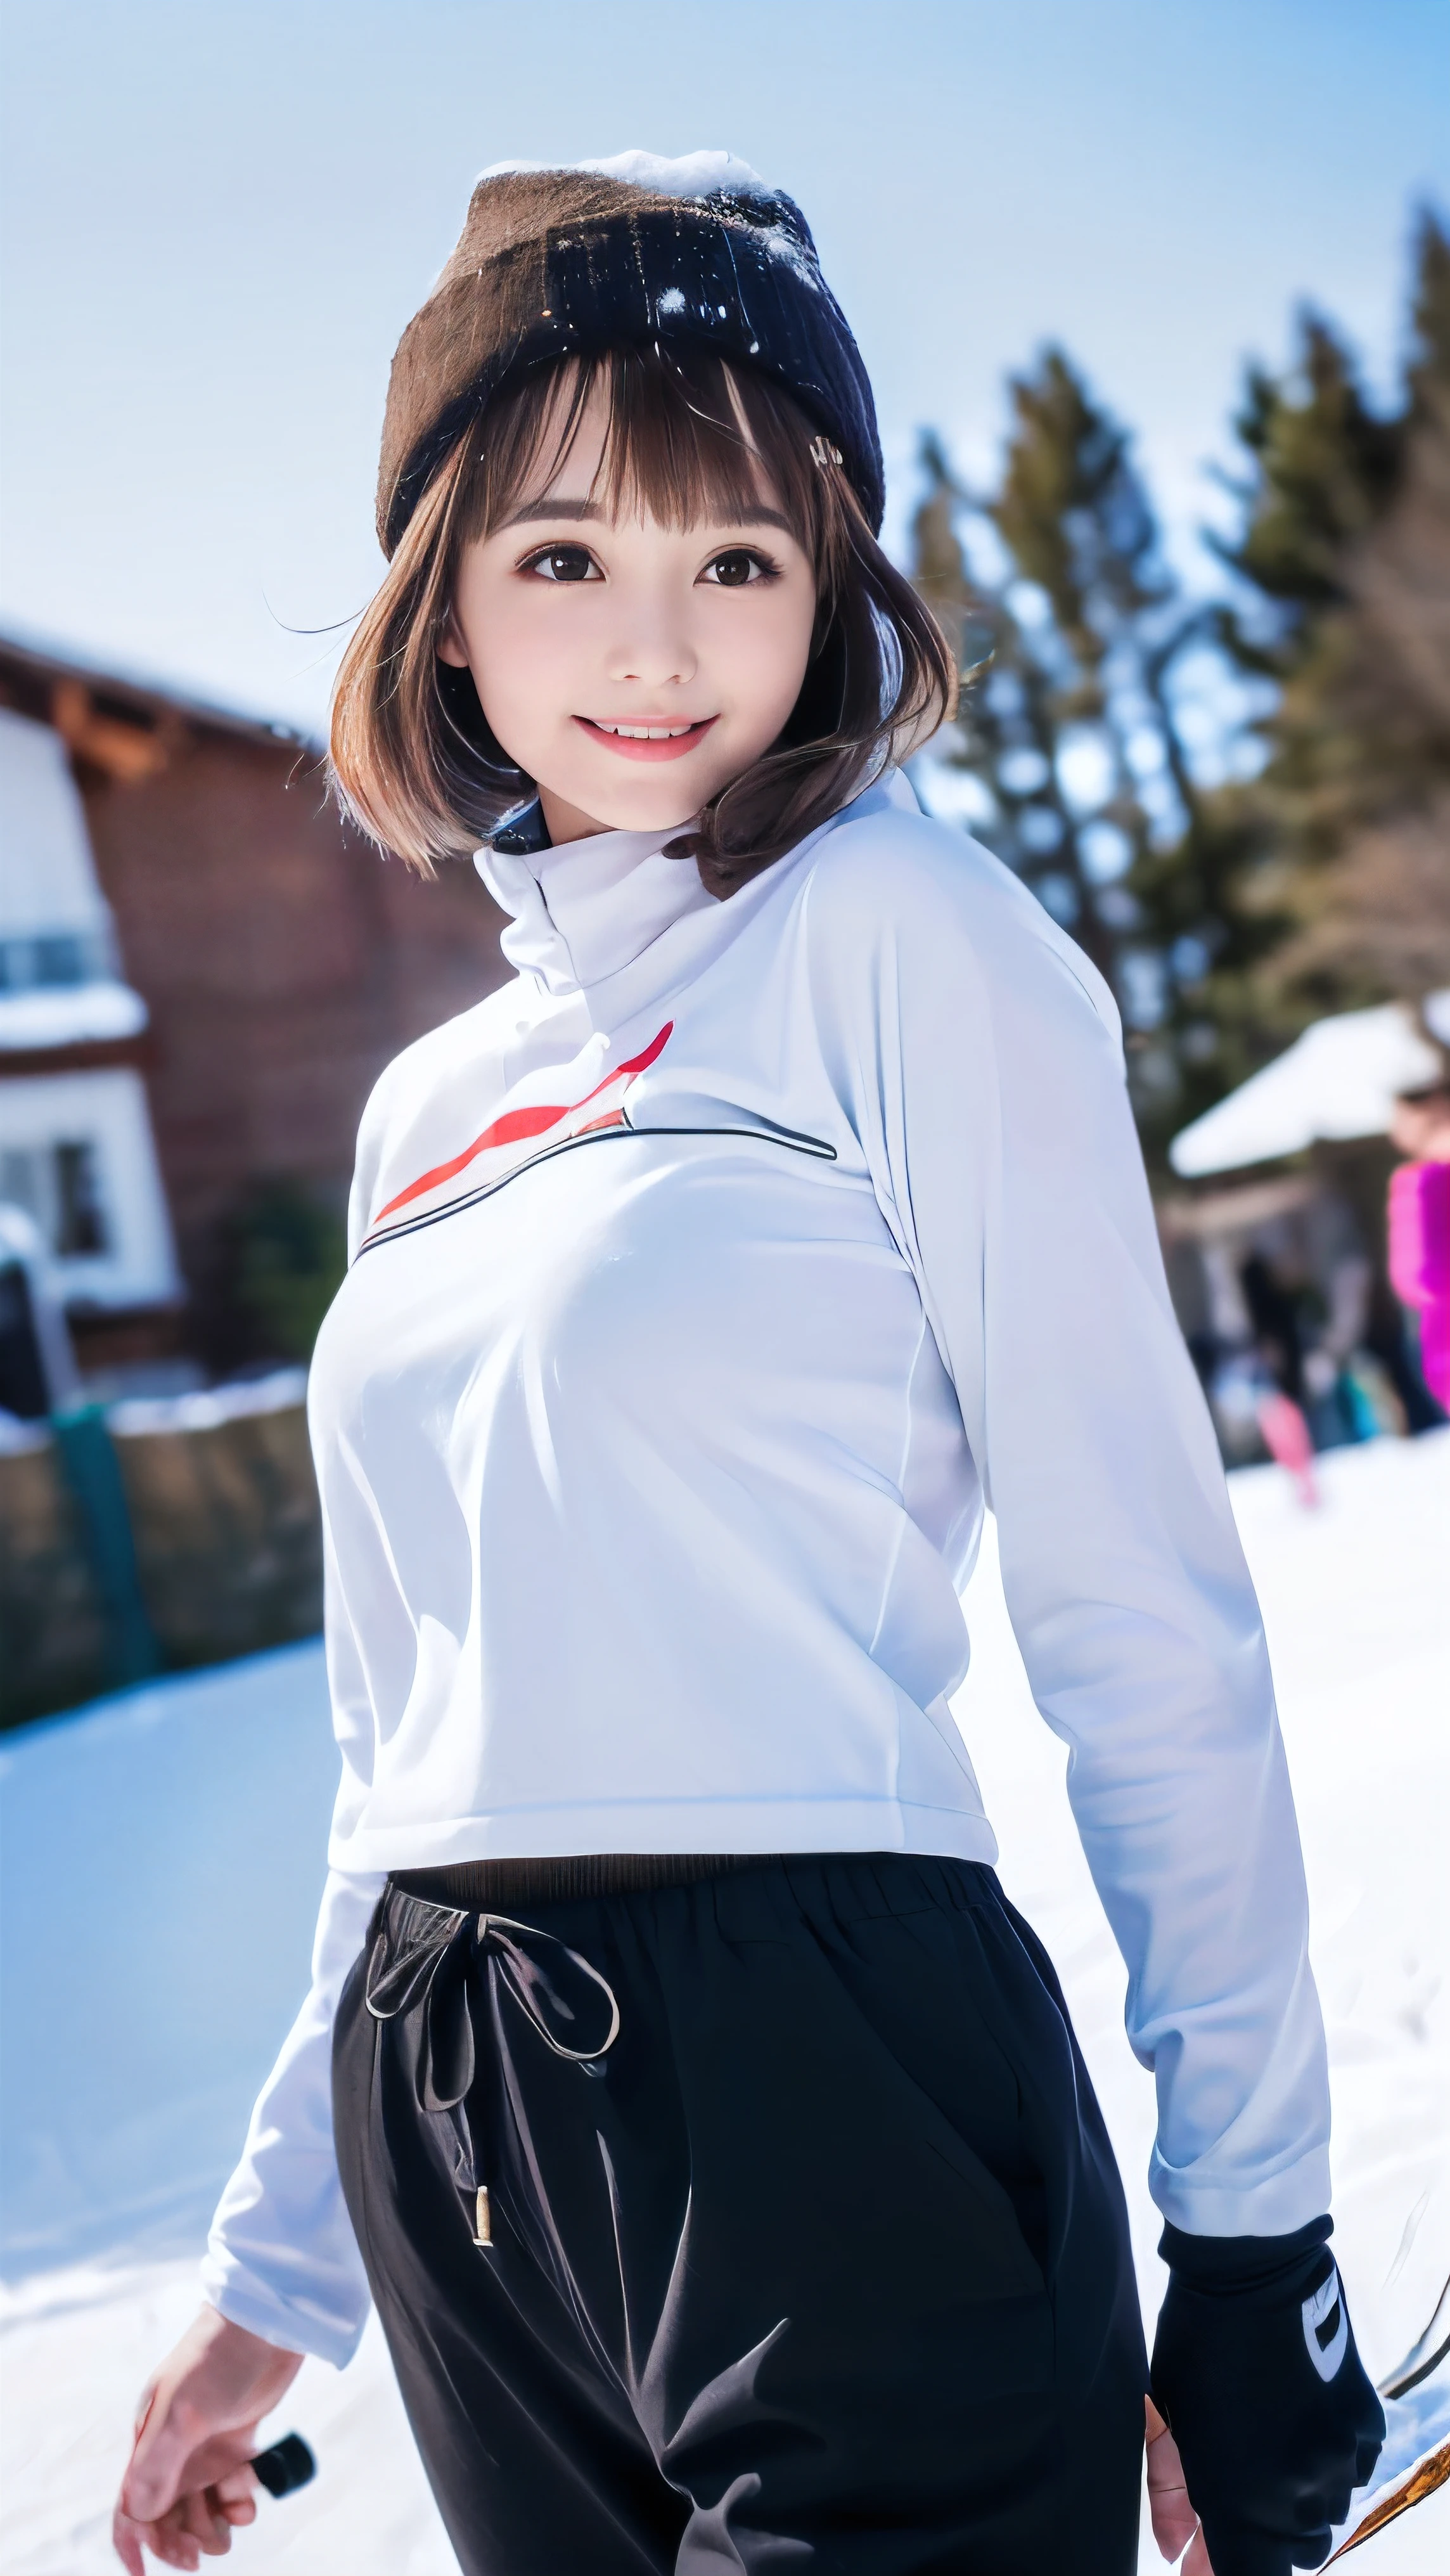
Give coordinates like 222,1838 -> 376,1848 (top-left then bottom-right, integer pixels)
598,722 -> 697,739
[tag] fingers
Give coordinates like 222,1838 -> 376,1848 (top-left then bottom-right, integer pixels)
115,2492 -> 204,2573
179,2485 -> 234,2557
1184,2529 -> 1216,2576
112,2504 -> 147,2576
121,2393 -> 201,2525
209,2466 -> 257,2528
119,2491 -> 236,2575
113,2474 -> 245,2573
1148,2483 -> 1202,2563
1146,2417 -> 1203,2565
138,2511 -> 201,2574
117,2464 -> 260,2572
129,2511 -> 200,2574
123,2407 -> 262,2525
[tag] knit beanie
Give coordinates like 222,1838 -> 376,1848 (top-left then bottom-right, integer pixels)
376,149 -> 884,552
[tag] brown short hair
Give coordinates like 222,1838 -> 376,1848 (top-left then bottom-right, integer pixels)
330,346 -> 953,894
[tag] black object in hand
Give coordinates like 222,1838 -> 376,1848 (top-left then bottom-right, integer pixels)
250,2433 -> 317,2499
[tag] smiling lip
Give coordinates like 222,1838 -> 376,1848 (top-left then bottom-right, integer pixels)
575,716 -> 719,763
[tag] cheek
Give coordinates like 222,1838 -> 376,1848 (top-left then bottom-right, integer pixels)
469,602 -> 580,761
715,589 -> 816,728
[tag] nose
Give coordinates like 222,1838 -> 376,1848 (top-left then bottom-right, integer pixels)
603,588 -> 698,692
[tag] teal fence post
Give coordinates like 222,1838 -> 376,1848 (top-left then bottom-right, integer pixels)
51,1403 -> 163,1687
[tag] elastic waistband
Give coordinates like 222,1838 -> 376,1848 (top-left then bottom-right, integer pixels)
388,1852 -> 792,1910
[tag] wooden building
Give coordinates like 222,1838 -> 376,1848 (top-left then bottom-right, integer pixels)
0,633 -> 512,1376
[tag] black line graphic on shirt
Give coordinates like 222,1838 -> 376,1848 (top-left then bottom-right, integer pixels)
357,1019 -> 836,1255
358,1116 -> 838,1253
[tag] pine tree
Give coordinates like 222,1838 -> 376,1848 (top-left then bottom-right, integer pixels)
1215,213 -> 1450,1017
911,352 -> 1278,1155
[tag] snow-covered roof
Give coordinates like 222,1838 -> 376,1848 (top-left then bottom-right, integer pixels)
1169,991 -> 1450,1178
0,624 -> 316,750
0,979 -> 148,1053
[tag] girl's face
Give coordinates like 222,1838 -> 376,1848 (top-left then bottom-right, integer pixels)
438,376 -> 819,846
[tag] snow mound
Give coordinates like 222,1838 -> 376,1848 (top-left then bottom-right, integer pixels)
2,1434 -> 1447,2570
106,1366 -> 308,1438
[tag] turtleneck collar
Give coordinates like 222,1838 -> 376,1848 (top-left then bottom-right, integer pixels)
475,820 -> 717,999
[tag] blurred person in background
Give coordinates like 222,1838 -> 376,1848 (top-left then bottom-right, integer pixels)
1388,1084 -> 1450,1419
112,153 -> 1382,2576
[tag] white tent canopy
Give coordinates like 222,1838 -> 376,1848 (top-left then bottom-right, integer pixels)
1168,992 -> 1450,1178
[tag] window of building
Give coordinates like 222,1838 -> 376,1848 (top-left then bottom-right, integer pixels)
0,929 -> 110,989
0,1138 -> 110,1258
54,1141 -> 108,1255
0,1146 -> 45,1230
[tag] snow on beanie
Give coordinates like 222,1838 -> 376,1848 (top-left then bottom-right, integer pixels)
376,149 -> 885,551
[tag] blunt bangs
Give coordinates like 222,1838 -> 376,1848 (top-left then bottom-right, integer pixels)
460,347 -> 824,558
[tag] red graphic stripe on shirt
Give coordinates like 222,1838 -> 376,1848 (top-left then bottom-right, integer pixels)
373,1022 -> 674,1224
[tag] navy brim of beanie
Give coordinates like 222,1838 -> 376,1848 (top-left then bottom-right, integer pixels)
383,192 -> 885,550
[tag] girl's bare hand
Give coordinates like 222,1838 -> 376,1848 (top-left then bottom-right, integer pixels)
112,2306 -> 304,2573
1147,2393 -> 1216,2572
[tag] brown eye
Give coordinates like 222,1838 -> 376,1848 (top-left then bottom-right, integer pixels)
705,549 -> 764,588
526,546 -> 598,583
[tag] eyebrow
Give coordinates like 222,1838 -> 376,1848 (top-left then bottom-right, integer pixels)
501,497 -> 797,537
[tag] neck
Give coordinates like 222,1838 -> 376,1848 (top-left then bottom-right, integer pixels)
537,784 -> 695,847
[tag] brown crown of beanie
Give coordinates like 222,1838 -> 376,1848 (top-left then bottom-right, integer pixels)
375,167 -> 884,553
378,172 -> 741,552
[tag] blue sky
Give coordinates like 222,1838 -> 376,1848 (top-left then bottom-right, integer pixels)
2,0 -> 1447,731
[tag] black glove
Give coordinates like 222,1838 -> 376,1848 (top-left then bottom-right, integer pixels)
1151,2217 -> 1385,2576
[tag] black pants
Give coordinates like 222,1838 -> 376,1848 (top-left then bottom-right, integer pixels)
333,1853 -> 1146,2573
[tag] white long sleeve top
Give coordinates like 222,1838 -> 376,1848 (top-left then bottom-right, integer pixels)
203,773 -> 1331,2366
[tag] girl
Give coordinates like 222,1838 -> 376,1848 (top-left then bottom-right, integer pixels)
115,151 -> 1382,2576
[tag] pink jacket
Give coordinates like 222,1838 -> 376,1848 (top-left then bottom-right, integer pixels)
1388,1159 -> 1450,1407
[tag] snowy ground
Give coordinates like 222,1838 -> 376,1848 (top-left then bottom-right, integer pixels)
2,1430 -> 1447,2573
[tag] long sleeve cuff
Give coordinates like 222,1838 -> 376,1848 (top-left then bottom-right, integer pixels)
202,2237 -> 368,2369
203,1866 -> 383,2369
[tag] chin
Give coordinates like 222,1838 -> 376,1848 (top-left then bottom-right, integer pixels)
574,780 -> 704,835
